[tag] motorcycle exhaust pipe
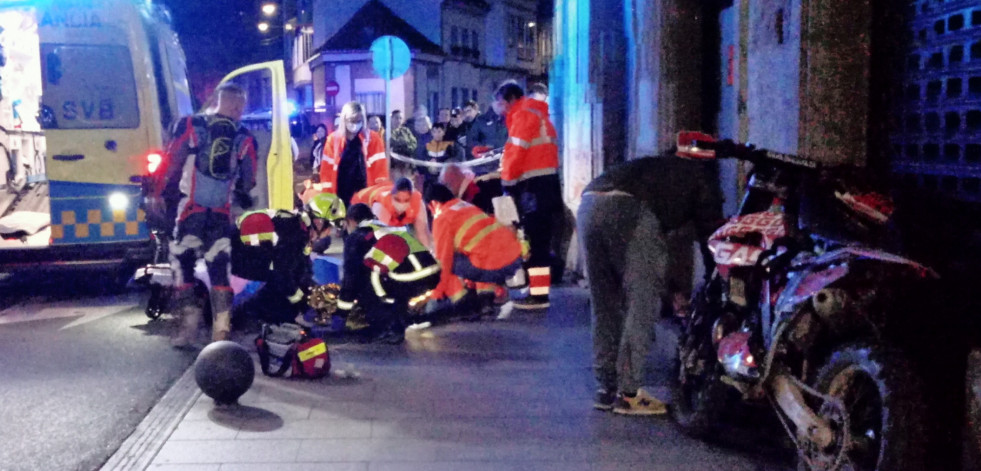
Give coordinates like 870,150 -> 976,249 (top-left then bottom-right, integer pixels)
812,288 -> 848,320
771,374 -> 834,449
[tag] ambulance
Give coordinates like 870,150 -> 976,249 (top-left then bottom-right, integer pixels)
0,0 -> 293,280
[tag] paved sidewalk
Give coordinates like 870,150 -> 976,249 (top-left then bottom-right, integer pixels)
117,287 -> 791,471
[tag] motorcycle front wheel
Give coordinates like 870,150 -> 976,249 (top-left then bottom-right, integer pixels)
800,344 -> 926,471
670,353 -> 730,439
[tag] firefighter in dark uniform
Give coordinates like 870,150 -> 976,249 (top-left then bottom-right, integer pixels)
333,204 -> 441,344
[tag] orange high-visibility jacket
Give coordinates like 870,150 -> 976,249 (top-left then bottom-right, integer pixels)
350,182 -> 392,208
431,198 -> 522,301
318,129 -> 389,193
501,97 -> 559,186
351,182 -> 425,227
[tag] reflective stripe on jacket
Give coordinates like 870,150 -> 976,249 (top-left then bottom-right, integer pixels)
364,227 -> 440,288
501,98 -> 558,186
431,199 -> 522,301
318,129 -> 389,193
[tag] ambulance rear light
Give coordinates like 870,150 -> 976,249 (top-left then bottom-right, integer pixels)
147,151 -> 164,174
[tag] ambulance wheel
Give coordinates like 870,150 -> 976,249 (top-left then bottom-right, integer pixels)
145,285 -> 167,319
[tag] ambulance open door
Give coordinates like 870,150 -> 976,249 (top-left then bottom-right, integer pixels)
216,60 -> 293,214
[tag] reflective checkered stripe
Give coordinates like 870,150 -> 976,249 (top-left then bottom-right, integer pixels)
49,181 -> 148,244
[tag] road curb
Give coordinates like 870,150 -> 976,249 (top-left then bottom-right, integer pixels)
101,364 -> 201,471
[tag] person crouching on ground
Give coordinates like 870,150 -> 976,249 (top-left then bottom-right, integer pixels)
578,140 -> 722,415
233,193 -> 346,328
350,177 -> 432,249
332,204 -> 441,344
425,184 -> 523,317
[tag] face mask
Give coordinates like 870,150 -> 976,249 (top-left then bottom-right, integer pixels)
392,201 -> 410,213
346,122 -> 363,133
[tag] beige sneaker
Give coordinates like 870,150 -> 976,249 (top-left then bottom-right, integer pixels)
612,388 -> 667,416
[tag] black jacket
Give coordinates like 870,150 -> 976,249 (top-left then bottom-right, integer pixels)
583,156 -> 723,239
337,223 -> 377,317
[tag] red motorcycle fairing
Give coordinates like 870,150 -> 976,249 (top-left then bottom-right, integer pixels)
717,330 -> 759,378
770,246 -> 937,334
708,211 -> 787,275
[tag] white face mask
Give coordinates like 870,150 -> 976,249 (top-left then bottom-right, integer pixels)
392,201 -> 410,213
346,122 -> 363,133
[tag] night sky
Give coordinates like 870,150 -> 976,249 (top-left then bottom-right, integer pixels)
159,0 -> 281,104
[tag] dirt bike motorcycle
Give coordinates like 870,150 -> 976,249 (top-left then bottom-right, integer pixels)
670,138 -> 937,471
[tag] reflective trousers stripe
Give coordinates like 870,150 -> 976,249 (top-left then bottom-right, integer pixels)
371,270 -> 387,297
288,288 -> 305,304
387,263 -> 441,282
337,299 -> 355,310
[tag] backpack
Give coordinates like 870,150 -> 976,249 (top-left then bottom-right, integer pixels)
194,115 -> 239,181
255,323 -> 330,379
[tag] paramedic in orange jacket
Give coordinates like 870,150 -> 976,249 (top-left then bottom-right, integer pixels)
496,81 -> 562,310
318,101 -> 389,205
425,184 -> 523,305
351,177 -> 432,248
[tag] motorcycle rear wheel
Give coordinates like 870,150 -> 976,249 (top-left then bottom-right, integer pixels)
799,344 -> 926,471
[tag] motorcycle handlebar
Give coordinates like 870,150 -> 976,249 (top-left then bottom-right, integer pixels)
692,139 -> 821,170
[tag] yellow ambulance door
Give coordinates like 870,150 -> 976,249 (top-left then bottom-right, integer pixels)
217,61 -> 293,214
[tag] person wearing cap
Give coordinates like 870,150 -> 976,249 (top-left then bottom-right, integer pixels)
350,177 -> 432,248
333,203 -> 441,344
579,133 -> 722,416
445,108 -> 465,143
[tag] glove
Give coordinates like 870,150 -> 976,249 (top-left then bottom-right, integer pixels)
234,189 -> 253,209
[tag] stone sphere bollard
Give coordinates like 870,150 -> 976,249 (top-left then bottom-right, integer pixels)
194,340 -> 255,405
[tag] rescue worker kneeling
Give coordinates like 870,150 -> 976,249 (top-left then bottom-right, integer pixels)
425,184 -> 523,315
233,193 -> 346,327
333,204 -> 441,344
350,177 -> 431,248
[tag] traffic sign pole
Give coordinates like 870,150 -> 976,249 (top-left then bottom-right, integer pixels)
385,37 -> 391,161
370,35 -> 411,168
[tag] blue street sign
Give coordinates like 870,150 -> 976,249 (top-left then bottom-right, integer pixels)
370,35 -> 411,80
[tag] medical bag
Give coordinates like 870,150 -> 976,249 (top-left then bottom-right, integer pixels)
255,323 -> 330,379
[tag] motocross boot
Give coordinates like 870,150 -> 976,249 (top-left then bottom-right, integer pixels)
171,285 -> 203,348
210,288 -> 234,342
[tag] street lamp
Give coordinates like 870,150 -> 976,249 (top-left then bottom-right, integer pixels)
257,21 -> 270,32
261,3 -> 277,16
527,21 -> 536,28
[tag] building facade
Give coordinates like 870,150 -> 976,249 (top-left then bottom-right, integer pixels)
288,0 -> 547,127
552,0 -> 894,214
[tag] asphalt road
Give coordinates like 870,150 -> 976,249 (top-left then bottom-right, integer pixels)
0,269 -> 195,471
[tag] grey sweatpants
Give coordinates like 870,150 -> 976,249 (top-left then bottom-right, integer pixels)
577,193 -> 667,395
